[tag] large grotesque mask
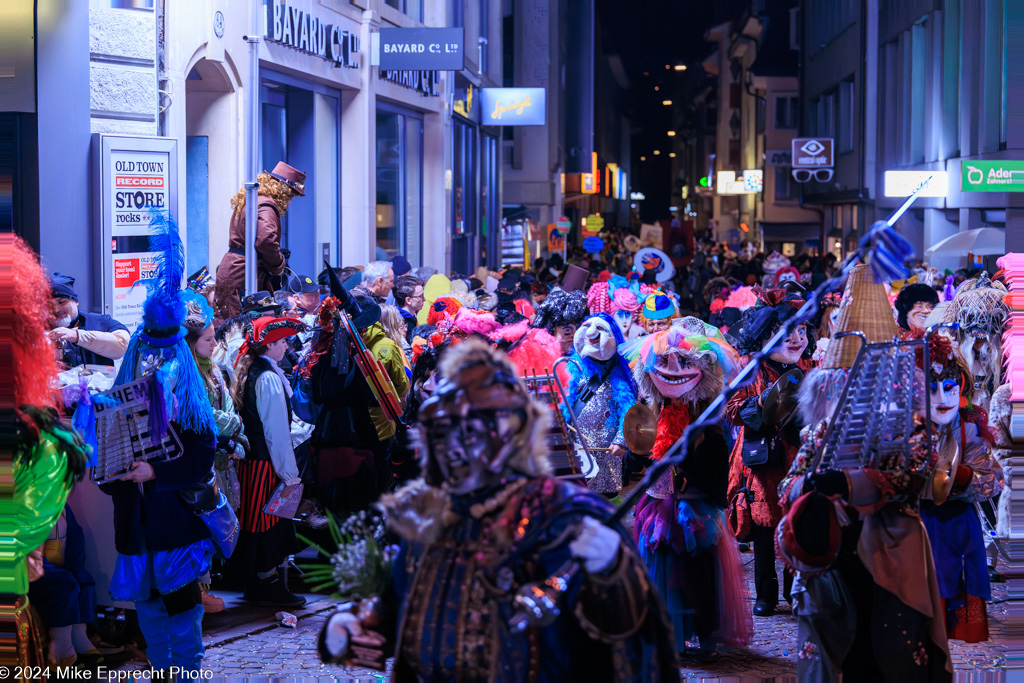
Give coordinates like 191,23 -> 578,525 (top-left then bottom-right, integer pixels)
649,348 -> 703,398
419,341 -> 544,494
574,317 -> 618,362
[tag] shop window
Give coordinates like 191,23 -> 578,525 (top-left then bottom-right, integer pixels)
385,0 -> 423,22
774,96 -> 798,129
376,108 -> 423,264
774,166 -> 795,200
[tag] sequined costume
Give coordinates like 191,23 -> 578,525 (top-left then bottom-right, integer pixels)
920,410 -> 1002,642
561,313 -> 637,495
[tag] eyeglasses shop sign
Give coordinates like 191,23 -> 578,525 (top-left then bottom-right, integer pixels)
481,88 -> 546,126
264,0 -> 360,68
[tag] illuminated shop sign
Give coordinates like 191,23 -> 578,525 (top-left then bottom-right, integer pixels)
883,170 -> 947,197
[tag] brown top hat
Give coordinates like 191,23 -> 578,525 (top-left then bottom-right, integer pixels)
268,161 -> 306,196
560,264 -> 590,293
821,264 -> 899,369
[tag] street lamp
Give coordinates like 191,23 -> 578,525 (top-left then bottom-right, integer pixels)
674,64 -> 687,71
653,150 -> 661,155
662,100 -> 672,106
669,152 -> 677,158
667,131 -> 676,136
640,156 -> 646,161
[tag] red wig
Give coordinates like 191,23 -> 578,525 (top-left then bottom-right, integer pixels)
2,234 -> 60,412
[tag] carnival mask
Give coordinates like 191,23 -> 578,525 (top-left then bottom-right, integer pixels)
777,270 -> 798,285
929,378 -> 961,426
554,324 -> 578,356
908,301 -> 933,330
649,350 -> 703,398
574,318 -> 617,361
768,324 -> 808,365
612,310 -> 634,337
425,410 -> 525,494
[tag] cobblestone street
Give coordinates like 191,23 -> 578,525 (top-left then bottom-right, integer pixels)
115,553 -> 1007,681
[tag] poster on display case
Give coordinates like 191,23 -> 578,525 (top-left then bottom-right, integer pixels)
92,135 -> 178,335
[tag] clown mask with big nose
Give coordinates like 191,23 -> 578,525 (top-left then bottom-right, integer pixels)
650,350 -> 703,398
929,378 -> 961,426
574,318 -> 618,362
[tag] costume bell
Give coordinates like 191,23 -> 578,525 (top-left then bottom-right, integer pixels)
318,340 -> 679,681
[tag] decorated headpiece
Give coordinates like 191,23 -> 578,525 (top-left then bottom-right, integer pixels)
587,281 -> 612,315
610,287 -> 641,318
427,296 -> 463,326
622,328 -> 737,404
240,316 -> 305,355
820,264 -> 898,369
114,210 -> 215,436
950,272 -> 1008,339
763,251 -> 790,275
774,266 -> 800,287
532,288 -> 588,334
183,293 -> 216,334
733,287 -> 805,355
640,293 -> 675,321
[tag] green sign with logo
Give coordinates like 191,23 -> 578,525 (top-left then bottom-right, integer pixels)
962,160 -> 1024,192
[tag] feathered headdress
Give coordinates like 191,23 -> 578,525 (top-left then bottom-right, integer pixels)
114,210 -> 215,436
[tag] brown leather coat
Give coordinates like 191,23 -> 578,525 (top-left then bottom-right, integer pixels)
214,196 -> 286,319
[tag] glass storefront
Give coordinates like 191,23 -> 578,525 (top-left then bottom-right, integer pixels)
376,106 -> 423,264
451,116 -> 501,274
260,72 -> 340,276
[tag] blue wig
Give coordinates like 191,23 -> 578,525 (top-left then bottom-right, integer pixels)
562,312 -> 638,434
115,210 -> 216,437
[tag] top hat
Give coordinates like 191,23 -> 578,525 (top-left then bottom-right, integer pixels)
268,162 -> 306,196
821,264 -> 899,369
560,264 -> 589,293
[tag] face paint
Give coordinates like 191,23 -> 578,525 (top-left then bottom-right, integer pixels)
650,351 -> 703,398
612,310 -> 633,336
929,378 -> 961,426
768,324 -> 807,364
908,301 -> 933,330
574,318 -> 617,361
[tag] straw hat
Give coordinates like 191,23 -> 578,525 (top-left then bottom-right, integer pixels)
821,264 -> 899,369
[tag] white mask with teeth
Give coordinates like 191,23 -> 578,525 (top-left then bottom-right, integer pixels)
650,350 -> 703,398
929,378 -> 961,426
574,318 -> 617,362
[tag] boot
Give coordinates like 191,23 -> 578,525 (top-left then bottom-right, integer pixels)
248,573 -> 306,608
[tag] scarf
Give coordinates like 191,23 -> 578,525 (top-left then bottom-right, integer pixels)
652,402 -> 690,460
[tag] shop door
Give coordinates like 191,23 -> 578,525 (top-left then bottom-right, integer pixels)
451,118 -> 478,276
185,136 -> 208,275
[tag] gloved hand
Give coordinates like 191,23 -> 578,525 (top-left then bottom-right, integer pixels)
322,611 -> 362,660
805,470 -> 848,498
622,450 -> 653,483
953,465 -> 973,488
569,516 -> 620,574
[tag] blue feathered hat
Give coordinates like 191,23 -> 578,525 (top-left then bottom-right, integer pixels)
114,209 -> 215,436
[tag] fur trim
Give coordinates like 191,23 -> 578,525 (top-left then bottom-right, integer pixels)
724,286 -> 758,311
797,367 -> 851,425
453,308 -> 500,336
378,479 -> 453,544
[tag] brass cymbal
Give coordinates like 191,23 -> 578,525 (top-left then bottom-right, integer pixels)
623,404 -> 658,454
762,368 -> 805,426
